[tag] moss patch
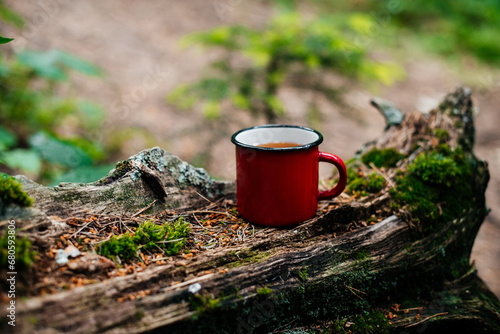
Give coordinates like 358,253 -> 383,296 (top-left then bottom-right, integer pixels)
223,249 -> 273,268
0,173 -> 34,208
326,311 -> 390,334
361,148 -> 405,168
97,217 -> 190,262
347,167 -> 386,197
434,128 -> 450,141
98,233 -> 138,262
189,293 -> 221,313
257,286 -> 273,296
390,144 -> 473,234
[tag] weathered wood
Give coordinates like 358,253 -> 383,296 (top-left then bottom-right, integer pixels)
2,87 -> 499,333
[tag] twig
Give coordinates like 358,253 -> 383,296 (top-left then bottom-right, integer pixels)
119,217 -> 135,234
155,238 -> 185,244
185,210 -> 237,219
195,191 -> 216,205
395,307 -> 423,312
132,200 -> 157,217
70,221 -> 93,238
369,162 -> 395,188
345,285 -> 366,300
405,312 -> 448,328
150,256 -> 171,262
192,213 -> 211,231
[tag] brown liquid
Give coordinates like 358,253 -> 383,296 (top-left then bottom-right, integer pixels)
257,142 -> 301,148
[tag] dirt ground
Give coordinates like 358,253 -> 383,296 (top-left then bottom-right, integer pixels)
3,0 -> 500,298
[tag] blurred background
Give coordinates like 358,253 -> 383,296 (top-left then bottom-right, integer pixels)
1,0 -> 499,297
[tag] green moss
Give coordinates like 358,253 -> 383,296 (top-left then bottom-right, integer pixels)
257,286 -> 273,296
347,168 -> 386,196
434,128 -> 450,141
97,233 -> 138,262
224,249 -> 273,268
322,311 -> 389,334
98,160 -> 132,184
219,286 -> 240,300
189,293 -> 221,313
408,152 -> 464,187
134,218 -> 190,254
390,145 -> 473,234
0,231 -> 37,270
0,173 -> 34,207
263,258 -> 394,332
97,217 -> 191,262
349,311 -> 390,334
361,148 -> 405,168
354,249 -> 369,261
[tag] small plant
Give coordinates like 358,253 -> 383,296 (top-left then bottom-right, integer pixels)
293,0 -> 500,67
97,217 -> 191,262
361,148 -> 405,168
167,11 -> 404,123
0,47 -> 112,185
0,172 -> 33,207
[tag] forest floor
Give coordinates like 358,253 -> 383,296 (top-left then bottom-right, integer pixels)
3,0 -> 500,298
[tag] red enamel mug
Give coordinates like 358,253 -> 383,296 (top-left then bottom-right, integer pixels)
231,125 -> 347,227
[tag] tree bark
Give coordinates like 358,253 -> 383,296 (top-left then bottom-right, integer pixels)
2,87 -> 499,333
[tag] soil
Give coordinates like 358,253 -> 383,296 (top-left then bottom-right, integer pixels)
2,0 -> 500,298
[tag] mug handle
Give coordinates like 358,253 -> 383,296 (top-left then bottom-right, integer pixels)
318,152 -> 347,200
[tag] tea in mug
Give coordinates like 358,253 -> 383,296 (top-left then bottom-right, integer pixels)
257,142 -> 301,148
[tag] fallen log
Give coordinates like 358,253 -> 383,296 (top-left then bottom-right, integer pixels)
1,87 -> 499,333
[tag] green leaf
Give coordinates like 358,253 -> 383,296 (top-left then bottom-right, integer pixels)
0,36 -> 14,44
28,132 -> 92,168
0,126 -> 17,150
17,50 -> 101,81
1,149 -> 42,174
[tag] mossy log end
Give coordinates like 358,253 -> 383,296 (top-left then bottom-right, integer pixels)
2,87 -> 499,333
